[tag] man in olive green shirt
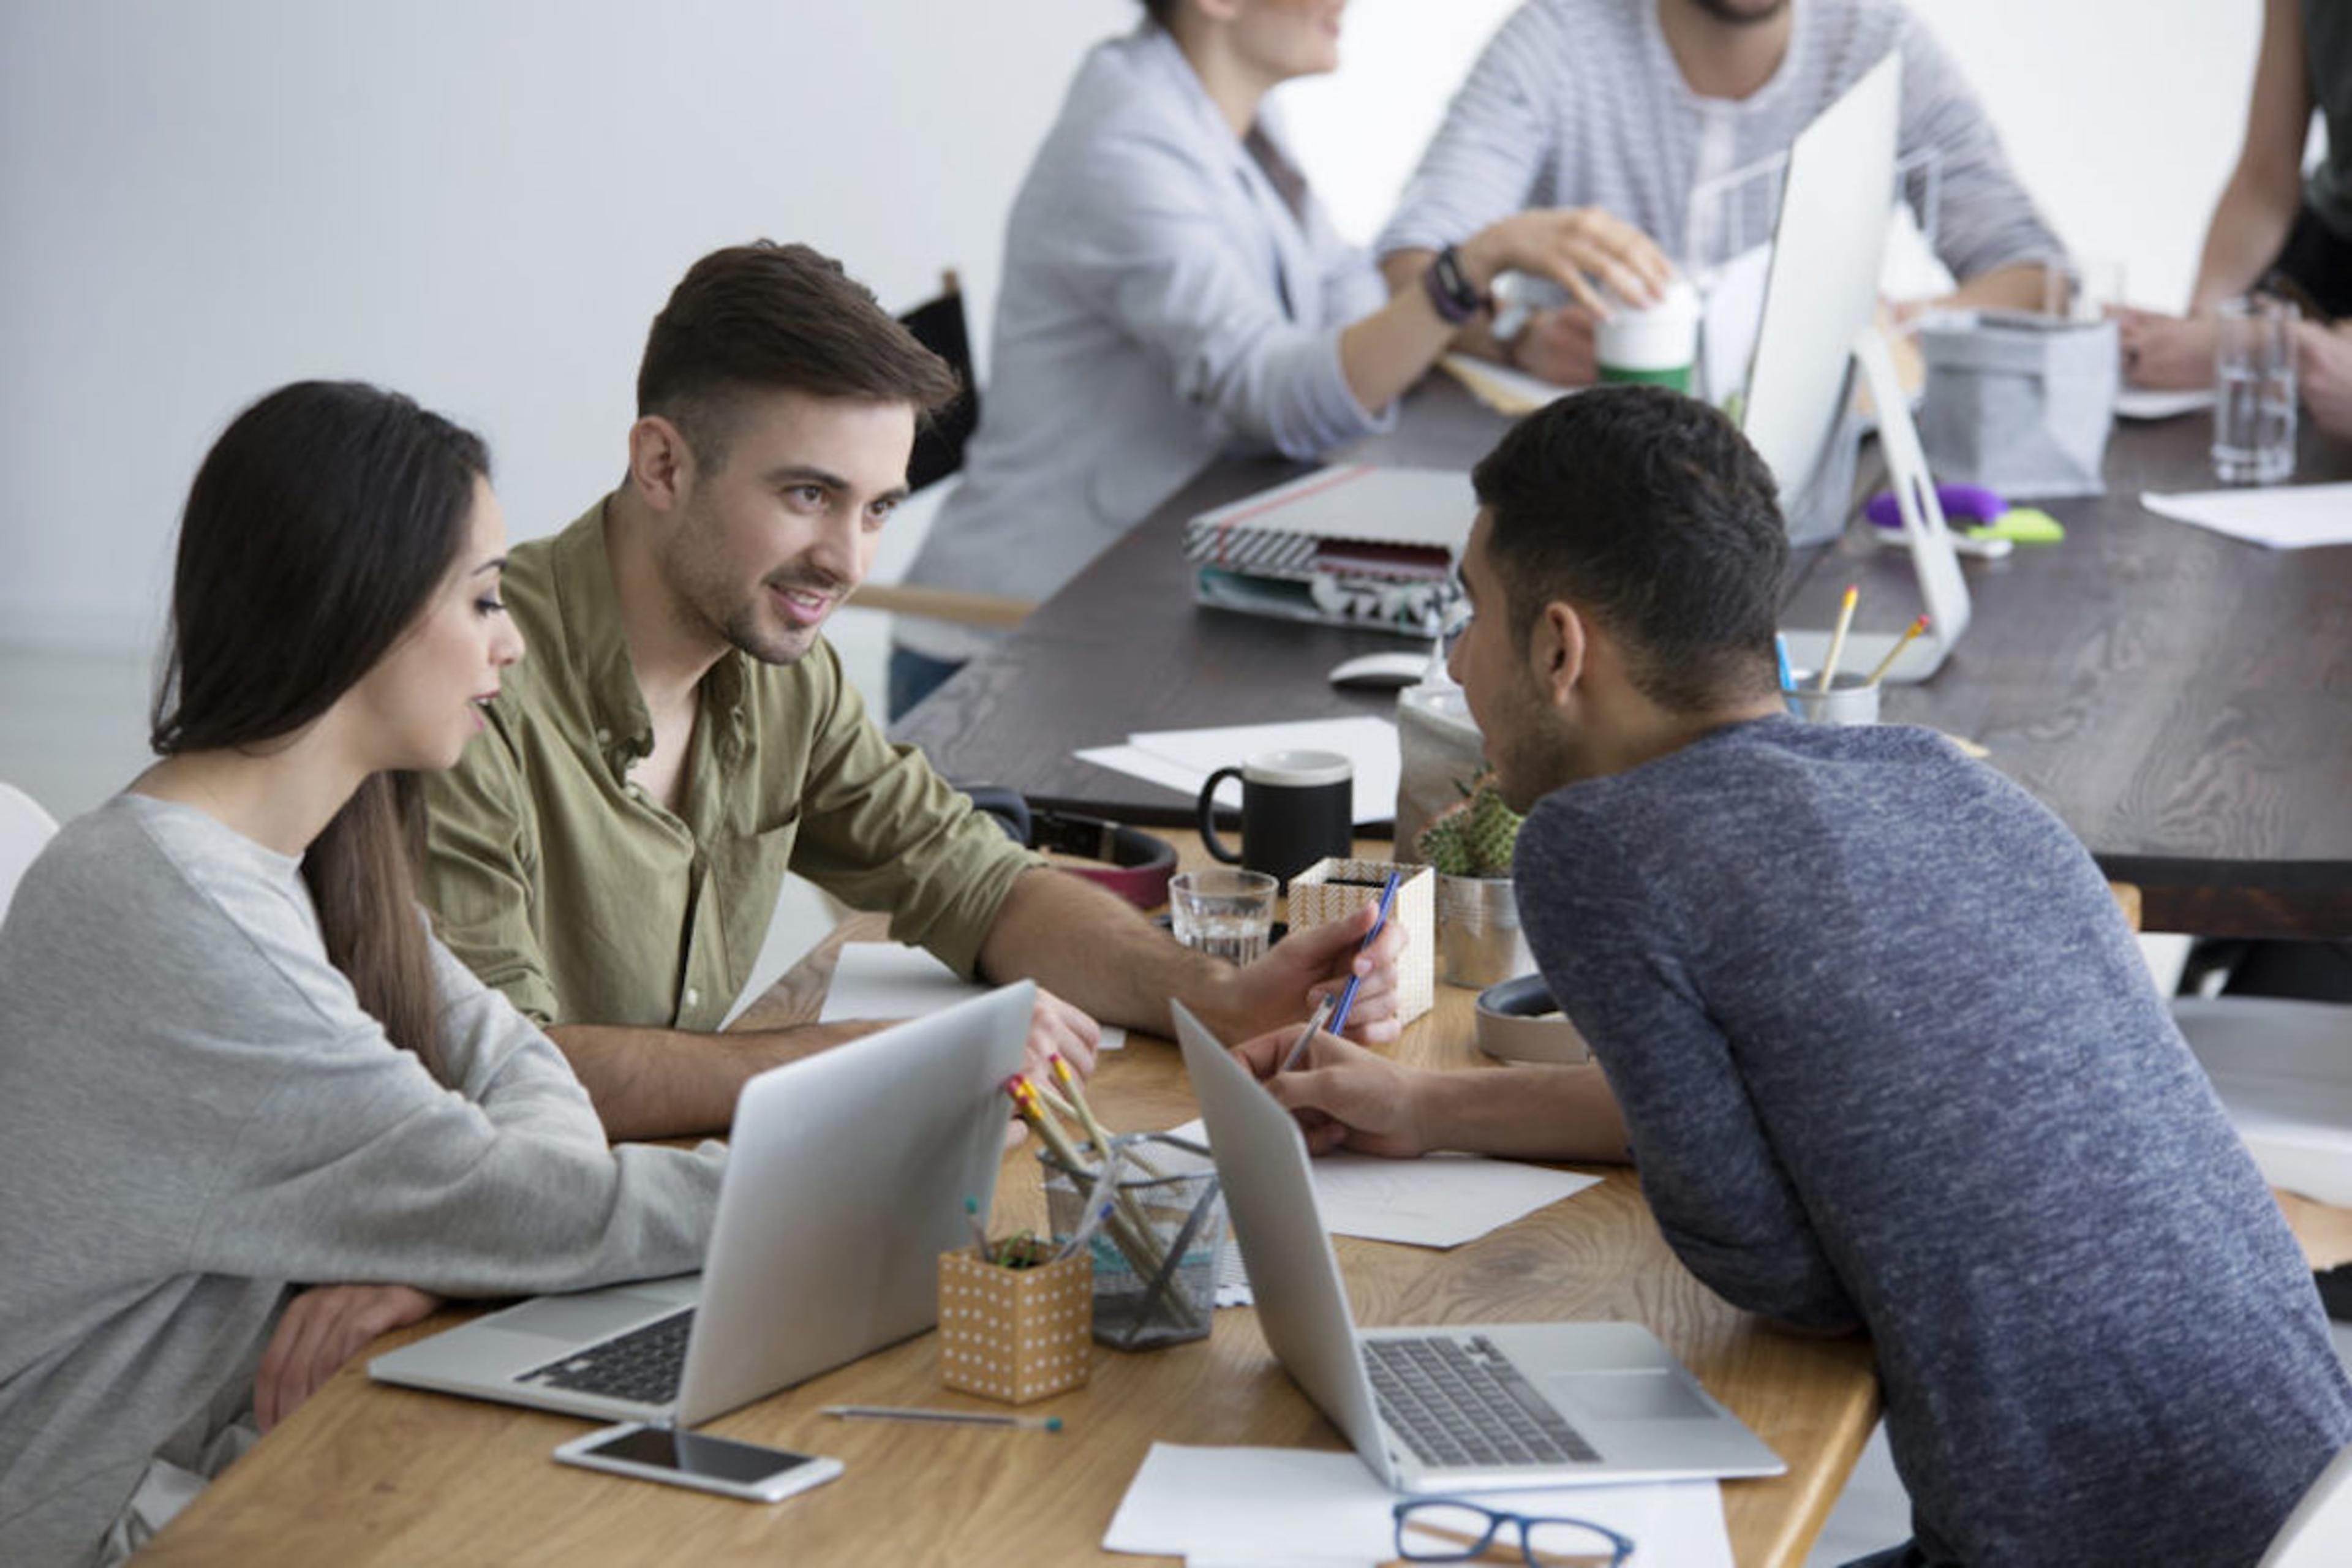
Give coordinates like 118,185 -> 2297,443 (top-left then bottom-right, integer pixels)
424,242 -> 1403,1139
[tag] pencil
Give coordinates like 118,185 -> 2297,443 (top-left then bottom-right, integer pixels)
1277,993 -> 1338,1074
1864,615 -> 1931,687
1817,584 -> 1860,693
1050,1054 -> 1166,1178
1324,868 -> 1403,1040
824,1405 -> 1063,1433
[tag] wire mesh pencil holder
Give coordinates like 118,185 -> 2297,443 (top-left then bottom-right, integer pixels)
1039,1133 -> 1223,1350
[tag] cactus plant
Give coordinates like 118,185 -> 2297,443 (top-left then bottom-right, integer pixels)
1414,771 -> 1523,879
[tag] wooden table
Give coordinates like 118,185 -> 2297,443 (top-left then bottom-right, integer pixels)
895,380 -> 2352,938
143,845 -> 1879,1567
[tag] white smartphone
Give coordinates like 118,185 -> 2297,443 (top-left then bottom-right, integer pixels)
552,1422 -> 843,1504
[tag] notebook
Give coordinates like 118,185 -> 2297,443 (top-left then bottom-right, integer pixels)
1183,466 -> 1471,635
1174,1001 -> 1785,1493
369,983 -> 1033,1427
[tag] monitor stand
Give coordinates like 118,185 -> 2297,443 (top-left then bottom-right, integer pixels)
1778,327 -> 1971,687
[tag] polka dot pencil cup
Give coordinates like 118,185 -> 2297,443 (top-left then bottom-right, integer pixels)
937,1240 -> 1093,1404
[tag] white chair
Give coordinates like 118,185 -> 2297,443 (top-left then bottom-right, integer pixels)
2260,1440 -> 2352,1567
0,782 -> 59,922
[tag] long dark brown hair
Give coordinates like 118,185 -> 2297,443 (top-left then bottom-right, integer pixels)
151,380 -> 491,1081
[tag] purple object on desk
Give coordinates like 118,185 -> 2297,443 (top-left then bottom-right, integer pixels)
1866,483 -> 2007,529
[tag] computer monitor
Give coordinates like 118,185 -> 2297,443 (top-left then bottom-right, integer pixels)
1740,53 -> 1969,685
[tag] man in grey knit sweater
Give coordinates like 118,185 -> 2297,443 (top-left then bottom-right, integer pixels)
1246,386 -> 2351,1564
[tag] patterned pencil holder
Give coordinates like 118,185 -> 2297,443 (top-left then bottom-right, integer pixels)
1286,858 -> 1434,1022
936,1241 -> 1092,1404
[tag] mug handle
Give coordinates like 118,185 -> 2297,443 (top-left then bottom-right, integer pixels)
1197,766 -> 1244,864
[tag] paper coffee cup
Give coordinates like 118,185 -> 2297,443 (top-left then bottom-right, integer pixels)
1597,278 -> 1700,394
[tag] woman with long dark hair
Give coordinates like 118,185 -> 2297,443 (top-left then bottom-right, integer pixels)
0,382 -> 724,1567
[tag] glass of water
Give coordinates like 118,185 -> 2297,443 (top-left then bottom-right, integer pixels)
2214,293 -> 2299,485
1169,869 -> 1278,966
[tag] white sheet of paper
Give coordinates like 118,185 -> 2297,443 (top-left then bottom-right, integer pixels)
1123,717 -> 1401,826
1167,1120 -> 1599,1249
1106,1444 -> 1733,1566
818,943 -> 1125,1050
1074,743 -> 1234,807
2141,483 -> 2352,549
2115,386 -> 2214,421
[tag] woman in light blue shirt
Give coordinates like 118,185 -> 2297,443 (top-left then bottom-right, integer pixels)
889,0 -> 1667,714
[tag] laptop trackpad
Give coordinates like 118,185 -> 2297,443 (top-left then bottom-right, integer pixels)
488,1293 -> 676,1342
1545,1369 -> 1716,1422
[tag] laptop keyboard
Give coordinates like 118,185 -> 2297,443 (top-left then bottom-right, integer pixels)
1364,1335 -> 1601,1470
519,1308 -> 694,1406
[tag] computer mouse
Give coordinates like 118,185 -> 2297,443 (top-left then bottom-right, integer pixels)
1327,651 -> 1436,690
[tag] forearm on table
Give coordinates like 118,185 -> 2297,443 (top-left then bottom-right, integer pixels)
545,1019 -> 880,1141
1336,261 -> 1480,412
1412,1061 -> 1631,1163
976,869 -> 1237,1039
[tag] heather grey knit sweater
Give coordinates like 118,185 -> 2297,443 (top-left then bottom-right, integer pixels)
1516,716 -> 2350,1566
0,795 -> 725,1567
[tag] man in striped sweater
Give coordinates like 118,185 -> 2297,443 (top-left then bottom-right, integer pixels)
1378,0 -> 2064,386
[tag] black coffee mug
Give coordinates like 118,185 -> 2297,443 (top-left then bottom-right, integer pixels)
1197,748 -> 1354,884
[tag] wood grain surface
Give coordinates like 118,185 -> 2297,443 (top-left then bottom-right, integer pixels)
143,836 -> 1879,1567
894,383 -> 2352,937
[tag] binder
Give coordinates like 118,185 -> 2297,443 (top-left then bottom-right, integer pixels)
1182,466 -> 1472,636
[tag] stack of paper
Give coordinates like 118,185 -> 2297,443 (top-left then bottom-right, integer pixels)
1104,1444 -> 1735,1566
1075,716 -> 1401,826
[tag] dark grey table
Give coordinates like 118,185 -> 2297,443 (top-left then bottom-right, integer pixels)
893,379 -> 2352,938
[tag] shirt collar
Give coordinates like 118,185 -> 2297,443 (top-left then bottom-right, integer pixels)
548,497 -> 753,778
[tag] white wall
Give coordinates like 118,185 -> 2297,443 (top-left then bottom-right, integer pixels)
0,0 -> 2263,659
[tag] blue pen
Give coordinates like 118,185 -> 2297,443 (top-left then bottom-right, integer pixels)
1326,868 -> 1403,1039
1774,633 -> 1794,694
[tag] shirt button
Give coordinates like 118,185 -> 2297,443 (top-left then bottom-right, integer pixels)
594,727 -> 610,744
684,988 -> 701,1010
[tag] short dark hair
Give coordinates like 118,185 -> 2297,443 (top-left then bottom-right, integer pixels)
1471,385 -> 1789,712
636,241 -> 961,469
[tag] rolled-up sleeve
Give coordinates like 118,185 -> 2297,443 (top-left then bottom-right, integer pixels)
785,651 -> 1042,979
1058,128 -> 1389,461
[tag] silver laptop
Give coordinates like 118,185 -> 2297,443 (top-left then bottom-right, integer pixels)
1174,1001 -> 1784,1493
370,981 -> 1033,1427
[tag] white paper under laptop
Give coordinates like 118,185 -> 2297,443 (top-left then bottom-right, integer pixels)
370,982 -> 1033,1428
1743,53 -> 1970,685
1173,1002 -> 1782,1493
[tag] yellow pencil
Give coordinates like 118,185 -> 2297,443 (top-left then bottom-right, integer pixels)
1817,584 -> 1860,692
1864,614 -> 1931,687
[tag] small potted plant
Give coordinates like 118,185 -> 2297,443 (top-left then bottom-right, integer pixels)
1414,771 -> 1534,987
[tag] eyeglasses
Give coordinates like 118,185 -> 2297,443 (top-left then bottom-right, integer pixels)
1393,1498 -> 1635,1567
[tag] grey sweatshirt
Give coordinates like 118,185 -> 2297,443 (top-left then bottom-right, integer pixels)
0,795 -> 725,1567
1515,717 -> 2352,1566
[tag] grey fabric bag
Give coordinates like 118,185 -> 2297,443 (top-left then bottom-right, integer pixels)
1917,313 -> 2119,499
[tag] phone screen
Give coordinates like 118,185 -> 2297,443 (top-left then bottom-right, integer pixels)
581,1426 -> 816,1485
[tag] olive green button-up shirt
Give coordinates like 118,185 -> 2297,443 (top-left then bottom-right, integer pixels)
421,500 -> 1041,1033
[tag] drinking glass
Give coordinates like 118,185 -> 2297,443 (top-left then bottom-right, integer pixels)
1168,869 -> 1277,965
2213,294 -> 2299,485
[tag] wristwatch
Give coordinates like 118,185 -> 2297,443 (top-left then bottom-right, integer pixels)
1422,244 -> 1490,326
963,786 -> 1178,910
